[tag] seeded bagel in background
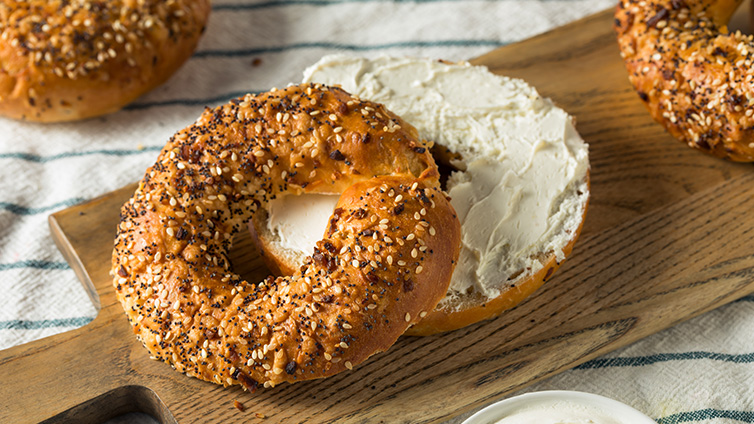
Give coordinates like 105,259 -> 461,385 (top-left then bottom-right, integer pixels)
0,0 -> 210,122
615,0 -> 754,161
250,55 -> 590,336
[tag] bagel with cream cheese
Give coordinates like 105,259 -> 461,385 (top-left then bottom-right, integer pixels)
0,0 -> 210,122
112,83 -> 461,389
250,56 -> 590,336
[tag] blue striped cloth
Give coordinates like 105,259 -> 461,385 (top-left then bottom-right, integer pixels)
2,1 -> 752,423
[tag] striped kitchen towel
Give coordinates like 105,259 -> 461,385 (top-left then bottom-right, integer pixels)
1,1 -> 752,423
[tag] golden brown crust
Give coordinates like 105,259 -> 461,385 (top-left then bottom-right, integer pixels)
111,83 -> 460,389
0,0 -> 210,122
615,0 -> 754,161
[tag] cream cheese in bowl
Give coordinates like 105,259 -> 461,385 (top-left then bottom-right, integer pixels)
462,391 -> 656,424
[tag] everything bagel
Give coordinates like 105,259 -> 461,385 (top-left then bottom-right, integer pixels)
111,83 -> 461,389
0,0 -> 210,122
615,0 -> 754,161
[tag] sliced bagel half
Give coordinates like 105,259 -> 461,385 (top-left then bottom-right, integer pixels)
250,55 -> 590,335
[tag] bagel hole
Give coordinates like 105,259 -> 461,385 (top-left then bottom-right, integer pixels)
430,144 -> 463,191
235,144 -> 464,281
228,226 -> 274,284
730,0 -> 753,34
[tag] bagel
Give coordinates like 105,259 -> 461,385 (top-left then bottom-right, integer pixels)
111,83 -> 461,389
0,0 -> 210,122
615,0 -> 754,161
249,56 -> 590,336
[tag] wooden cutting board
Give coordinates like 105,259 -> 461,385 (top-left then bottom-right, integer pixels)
4,8 -> 754,423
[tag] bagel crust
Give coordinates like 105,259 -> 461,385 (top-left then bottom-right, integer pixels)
0,0 -> 210,122
615,0 -> 754,161
111,83 -> 461,389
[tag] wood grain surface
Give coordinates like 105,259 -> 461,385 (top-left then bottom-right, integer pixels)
3,8 -> 754,423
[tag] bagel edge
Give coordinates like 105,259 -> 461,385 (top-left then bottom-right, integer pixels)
0,0 -> 210,122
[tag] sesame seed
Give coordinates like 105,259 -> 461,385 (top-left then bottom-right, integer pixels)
345,361 -> 353,370
340,342 -> 349,349
416,266 -> 423,274
405,313 -> 411,322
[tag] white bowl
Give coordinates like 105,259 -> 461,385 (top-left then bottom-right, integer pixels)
462,390 -> 656,424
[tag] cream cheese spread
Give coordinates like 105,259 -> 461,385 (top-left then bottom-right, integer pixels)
295,55 -> 589,306
463,391 -> 655,424
267,193 -> 339,255
492,401 -> 624,424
